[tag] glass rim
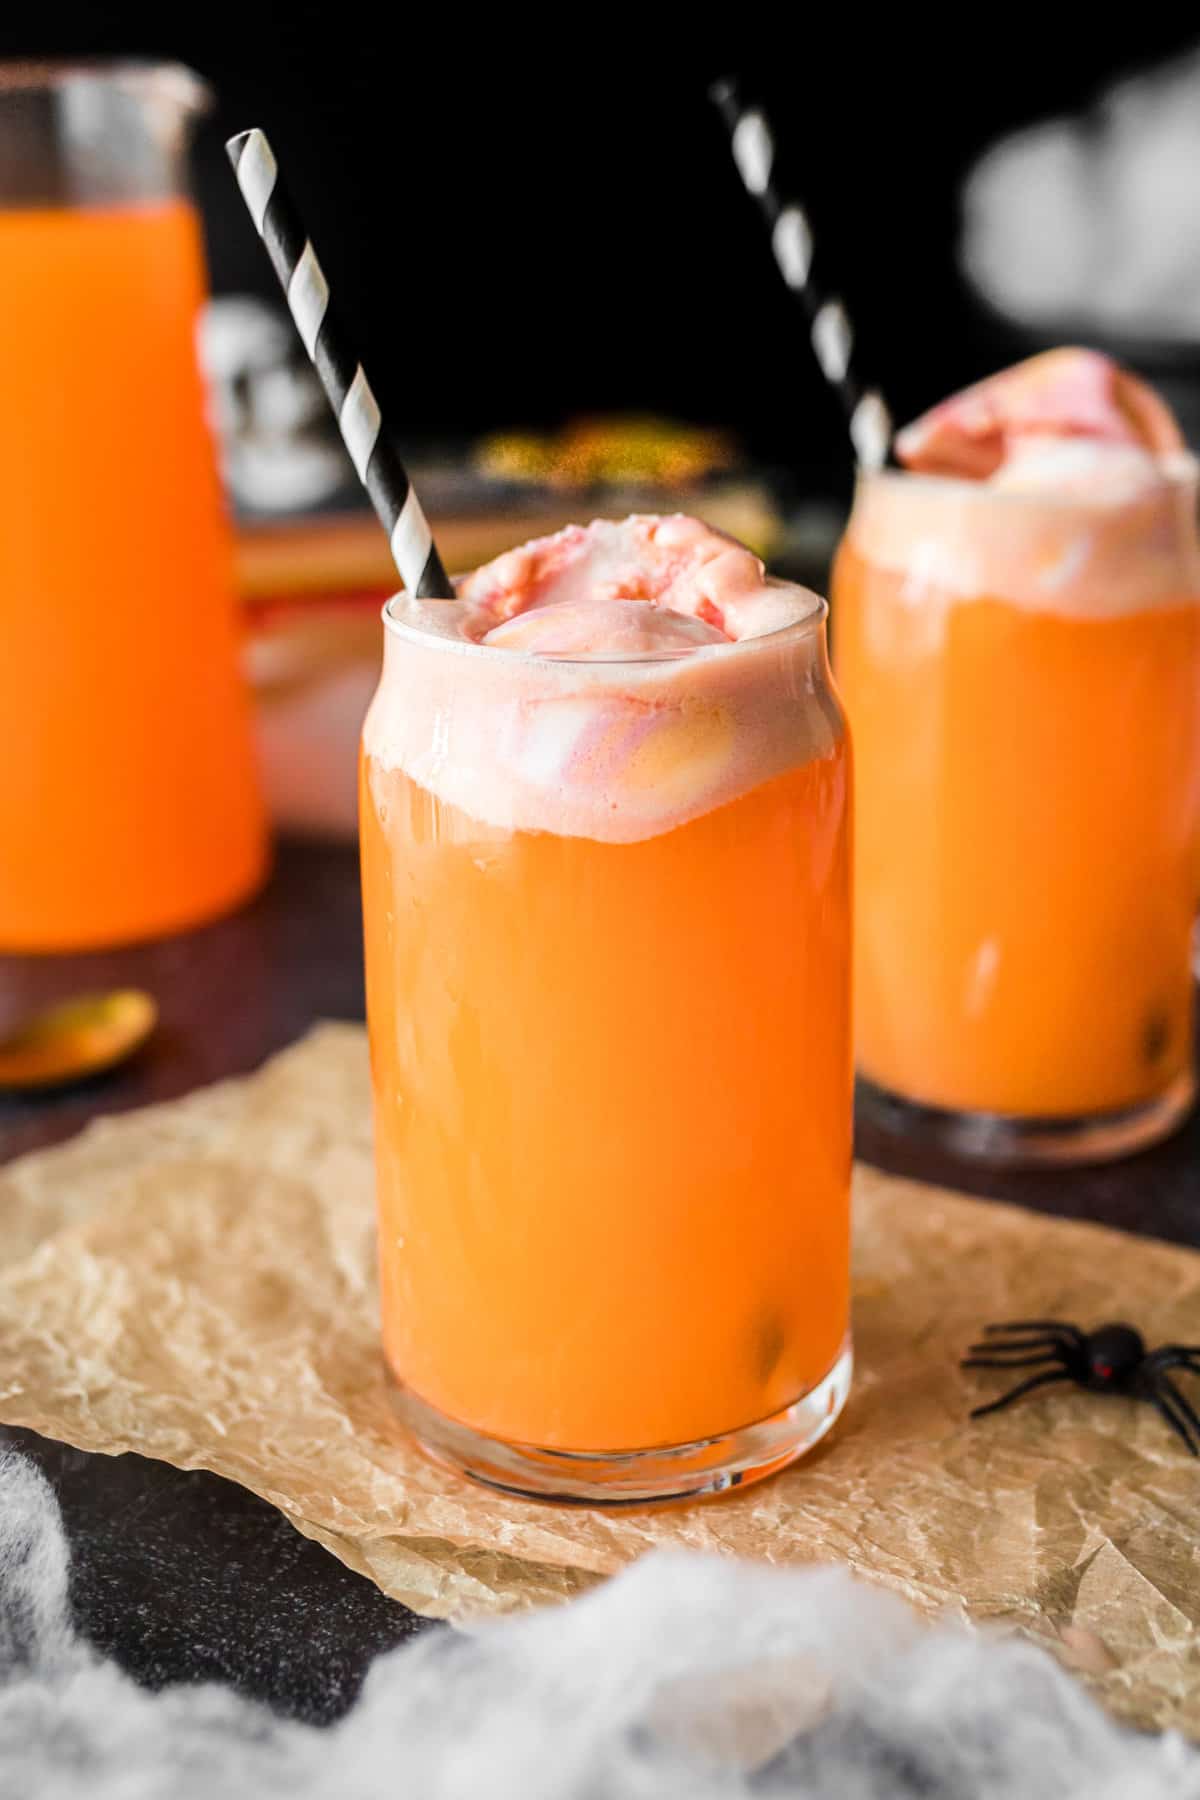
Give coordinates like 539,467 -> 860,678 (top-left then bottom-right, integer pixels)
855,450 -> 1200,511
0,58 -> 211,112
380,584 -> 828,666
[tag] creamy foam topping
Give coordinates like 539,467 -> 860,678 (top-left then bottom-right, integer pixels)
363,516 -> 836,843
851,351 -> 1200,617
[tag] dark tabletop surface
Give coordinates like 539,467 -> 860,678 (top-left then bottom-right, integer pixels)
1,838 -> 1197,1723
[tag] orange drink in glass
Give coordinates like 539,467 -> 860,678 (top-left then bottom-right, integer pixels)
0,65 -> 266,949
834,354 -> 1200,1164
360,516 -> 853,1502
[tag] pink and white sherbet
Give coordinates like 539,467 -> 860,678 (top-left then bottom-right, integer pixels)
363,515 -> 830,843
848,350 -> 1199,618
895,348 -> 1184,483
460,515 -> 798,653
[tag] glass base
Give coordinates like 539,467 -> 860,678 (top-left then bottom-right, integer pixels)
389,1340 -> 853,1506
857,1068 -> 1196,1169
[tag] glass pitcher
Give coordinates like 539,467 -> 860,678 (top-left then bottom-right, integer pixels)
0,62 -> 267,949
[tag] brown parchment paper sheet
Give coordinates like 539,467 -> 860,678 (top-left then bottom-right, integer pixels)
2,1023 -> 1200,1733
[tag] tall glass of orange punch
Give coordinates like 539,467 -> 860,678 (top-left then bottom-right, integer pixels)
834,352 -> 1200,1165
361,516 -> 853,1502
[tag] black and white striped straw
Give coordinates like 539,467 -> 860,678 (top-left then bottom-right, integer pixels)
226,128 -> 453,599
709,80 -> 892,471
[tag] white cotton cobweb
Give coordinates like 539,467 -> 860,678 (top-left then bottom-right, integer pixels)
1,1448 -> 1198,1798
961,46 -> 1200,339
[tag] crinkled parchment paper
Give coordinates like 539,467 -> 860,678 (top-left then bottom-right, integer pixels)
1,1024 -> 1199,1734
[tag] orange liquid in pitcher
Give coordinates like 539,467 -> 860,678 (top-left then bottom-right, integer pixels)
0,200 -> 266,949
834,542 -> 1200,1118
361,750 -> 852,1452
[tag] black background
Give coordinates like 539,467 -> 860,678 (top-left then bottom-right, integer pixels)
0,14 -> 1191,478
2,12 -> 1196,493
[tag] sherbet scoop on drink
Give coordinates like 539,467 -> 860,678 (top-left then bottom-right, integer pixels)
460,513 -> 807,651
895,348 -> 1186,495
363,515 -> 832,842
851,350 -> 1199,616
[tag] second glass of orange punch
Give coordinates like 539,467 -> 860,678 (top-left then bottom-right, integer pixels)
835,351 -> 1200,1166
361,515 -> 853,1501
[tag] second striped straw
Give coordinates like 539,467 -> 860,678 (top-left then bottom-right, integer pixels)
709,80 -> 892,472
226,128 -> 453,599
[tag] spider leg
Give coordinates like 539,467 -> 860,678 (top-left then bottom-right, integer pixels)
983,1320 -> 1087,1348
1144,1353 -> 1200,1375
969,1369 -> 1073,1420
1146,1382 -> 1200,1458
961,1353 -> 1061,1371
1150,1373 -> 1200,1454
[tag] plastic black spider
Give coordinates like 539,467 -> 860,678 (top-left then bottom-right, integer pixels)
961,1319 -> 1200,1456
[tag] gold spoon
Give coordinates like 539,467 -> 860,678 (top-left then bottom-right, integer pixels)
0,990 -> 158,1092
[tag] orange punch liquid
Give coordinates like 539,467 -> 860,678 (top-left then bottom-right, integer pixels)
834,469 -> 1200,1156
0,200 -> 266,948
360,523 -> 853,1503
